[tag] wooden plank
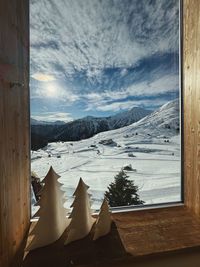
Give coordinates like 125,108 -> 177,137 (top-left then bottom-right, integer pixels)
0,1 -> 30,267
183,0 -> 200,216
113,206 -> 200,256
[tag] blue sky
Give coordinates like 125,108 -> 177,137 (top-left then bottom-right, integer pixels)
30,0 -> 180,122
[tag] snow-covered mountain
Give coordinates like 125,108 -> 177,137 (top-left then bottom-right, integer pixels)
108,107 -> 150,129
31,106 -> 150,149
51,107 -> 151,142
128,98 -> 179,135
92,99 -> 180,142
31,99 -> 179,151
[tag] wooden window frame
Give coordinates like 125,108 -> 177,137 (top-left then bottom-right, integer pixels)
26,0 -> 200,261
1,1 -> 199,267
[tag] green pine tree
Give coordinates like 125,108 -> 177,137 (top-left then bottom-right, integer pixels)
105,170 -> 144,207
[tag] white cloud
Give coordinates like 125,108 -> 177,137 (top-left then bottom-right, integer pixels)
30,0 -> 180,115
84,73 -> 179,111
88,98 -> 168,112
125,74 -> 179,97
32,112 -> 73,122
120,68 -> 128,76
96,101 -> 138,112
30,0 -> 179,78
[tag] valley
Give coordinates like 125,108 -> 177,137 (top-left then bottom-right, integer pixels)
31,99 -> 181,211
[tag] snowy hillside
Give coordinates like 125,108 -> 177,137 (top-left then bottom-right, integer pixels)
132,99 -> 180,134
91,99 -> 180,142
51,106 -> 151,142
31,99 -> 181,212
31,106 -> 150,150
108,107 -> 150,129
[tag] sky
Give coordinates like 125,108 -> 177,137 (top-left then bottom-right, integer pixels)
30,0 -> 180,122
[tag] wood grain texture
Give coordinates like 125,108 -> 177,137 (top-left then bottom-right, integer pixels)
183,0 -> 200,216
113,206 -> 200,256
0,1 -> 30,267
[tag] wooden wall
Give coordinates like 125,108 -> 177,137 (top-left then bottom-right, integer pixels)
0,1 -> 30,267
184,0 -> 200,216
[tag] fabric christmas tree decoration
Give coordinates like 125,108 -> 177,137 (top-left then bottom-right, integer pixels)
64,178 -> 95,245
93,198 -> 112,240
26,166 -> 70,251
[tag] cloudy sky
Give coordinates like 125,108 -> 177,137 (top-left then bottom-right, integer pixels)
30,0 -> 180,122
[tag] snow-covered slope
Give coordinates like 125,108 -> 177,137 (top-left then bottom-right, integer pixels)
133,99 -> 180,134
52,106 -> 151,141
108,107 -> 150,128
31,106 -> 151,150
31,99 -> 181,211
90,99 -> 179,143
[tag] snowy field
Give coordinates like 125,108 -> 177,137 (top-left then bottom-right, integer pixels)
31,100 -> 181,211
31,130 -> 181,211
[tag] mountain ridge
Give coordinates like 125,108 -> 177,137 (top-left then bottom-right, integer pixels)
31,106 -> 151,149
50,106 -> 151,142
31,100 -> 180,151
91,99 -> 180,142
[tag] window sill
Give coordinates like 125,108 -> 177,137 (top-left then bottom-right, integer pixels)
112,205 -> 200,256
22,205 -> 200,267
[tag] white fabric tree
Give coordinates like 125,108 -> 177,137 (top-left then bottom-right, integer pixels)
64,178 -> 95,245
93,198 -> 112,240
27,166 -> 70,251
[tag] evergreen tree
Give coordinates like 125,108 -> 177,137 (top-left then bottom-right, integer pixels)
64,178 -> 95,245
27,166 -> 70,251
105,170 -> 144,207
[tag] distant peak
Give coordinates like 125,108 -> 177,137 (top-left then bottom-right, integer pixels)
84,116 -> 95,120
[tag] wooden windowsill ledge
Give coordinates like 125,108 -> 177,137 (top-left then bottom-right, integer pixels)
21,205 -> 200,267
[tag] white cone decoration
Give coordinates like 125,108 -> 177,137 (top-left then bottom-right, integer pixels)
64,178 -> 96,245
93,198 -> 112,241
27,166 -> 70,251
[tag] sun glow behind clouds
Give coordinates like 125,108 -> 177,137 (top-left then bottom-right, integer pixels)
45,84 -> 58,98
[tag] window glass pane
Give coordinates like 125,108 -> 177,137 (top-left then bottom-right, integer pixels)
30,0 -> 181,212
